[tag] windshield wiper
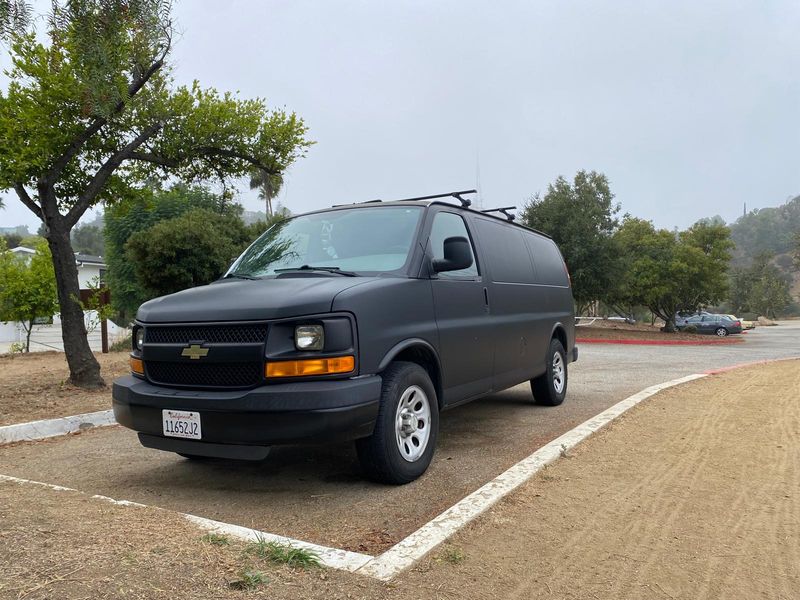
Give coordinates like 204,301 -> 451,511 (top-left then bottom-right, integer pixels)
223,273 -> 261,280
274,265 -> 358,277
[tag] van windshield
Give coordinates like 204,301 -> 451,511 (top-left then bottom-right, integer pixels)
226,206 -> 423,277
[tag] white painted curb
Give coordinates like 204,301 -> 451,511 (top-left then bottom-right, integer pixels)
184,515 -> 373,572
357,373 -> 707,580
0,409 -> 116,445
0,473 -> 373,572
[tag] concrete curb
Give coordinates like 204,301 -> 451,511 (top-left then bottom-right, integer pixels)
0,473 -> 373,573
356,373 -> 707,580
0,409 -> 116,445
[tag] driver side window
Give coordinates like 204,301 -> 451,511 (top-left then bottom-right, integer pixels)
429,212 -> 479,279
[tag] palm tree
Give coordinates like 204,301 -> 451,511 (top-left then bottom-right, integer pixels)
249,168 -> 284,217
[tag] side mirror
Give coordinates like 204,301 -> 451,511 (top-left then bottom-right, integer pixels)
432,236 -> 473,273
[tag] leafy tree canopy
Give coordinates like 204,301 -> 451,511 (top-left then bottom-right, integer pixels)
729,253 -> 793,318
0,0 -> 311,387
521,170 -> 621,311
71,223 -> 105,255
125,208 -> 251,298
610,218 -> 733,331
104,182 -> 242,322
0,237 -> 59,351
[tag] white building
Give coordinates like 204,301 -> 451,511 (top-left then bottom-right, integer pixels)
0,248 -> 125,353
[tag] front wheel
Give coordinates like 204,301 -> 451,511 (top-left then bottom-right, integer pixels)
531,339 -> 568,406
715,327 -> 728,337
356,362 -> 439,484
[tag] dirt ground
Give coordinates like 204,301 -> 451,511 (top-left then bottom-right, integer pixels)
0,352 -> 127,426
0,359 -> 797,599
578,319 -> 746,342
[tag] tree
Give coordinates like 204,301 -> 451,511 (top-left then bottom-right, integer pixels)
1,232 -> 21,248
521,171 -> 621,314
0,0 -> 28,35
71,223 -> 105,255
104,183 -> 244,323
125,208 -> 251,297
0,239 -> 59,352
0,1 -> 311,387
249,167 -> 283,217
611,218 -> 732,331
729,253 -> 792,318
793,231 -> 800,271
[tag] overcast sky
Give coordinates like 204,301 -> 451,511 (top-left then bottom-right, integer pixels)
2,0 -> 799,233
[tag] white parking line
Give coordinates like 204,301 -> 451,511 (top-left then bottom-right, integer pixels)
0,372 -> 711,581
184,515 -> 373,572
0,409 -> 115,445
0,473 -> 374,572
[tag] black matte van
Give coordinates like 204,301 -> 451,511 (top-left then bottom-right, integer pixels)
113,192 -> 577,484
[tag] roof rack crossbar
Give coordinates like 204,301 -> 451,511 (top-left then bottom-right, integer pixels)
481,206 -> 517,221
392,189 -> 477,208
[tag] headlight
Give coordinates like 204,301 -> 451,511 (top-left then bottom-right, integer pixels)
295,324 -> 324,351
135,328 -> 145,350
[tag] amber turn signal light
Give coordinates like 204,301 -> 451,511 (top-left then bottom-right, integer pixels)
266,355 -> 355,378
130,356 -> 144,375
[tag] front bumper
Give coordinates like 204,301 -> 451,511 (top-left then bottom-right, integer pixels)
112,374 -> 382,451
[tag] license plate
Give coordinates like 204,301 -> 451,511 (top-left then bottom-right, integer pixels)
162,409 -> 202,440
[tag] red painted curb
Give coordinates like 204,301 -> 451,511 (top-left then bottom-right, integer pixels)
575,337 -> 745,346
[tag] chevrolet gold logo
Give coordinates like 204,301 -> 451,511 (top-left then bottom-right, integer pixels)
181,344 -> 209,360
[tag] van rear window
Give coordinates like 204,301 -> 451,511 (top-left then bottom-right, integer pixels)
474,219 -> 535,284
524,234 -> 568,286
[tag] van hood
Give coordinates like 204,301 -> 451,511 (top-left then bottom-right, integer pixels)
136,276 -> 379,323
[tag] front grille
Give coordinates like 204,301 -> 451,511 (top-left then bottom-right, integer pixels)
145,325 -> 268,345
146,361 -> 263,388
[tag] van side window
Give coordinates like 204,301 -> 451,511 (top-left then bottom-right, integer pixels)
429,212 -> 479,279
524,234 -> 568,286
474,219 -> 535,283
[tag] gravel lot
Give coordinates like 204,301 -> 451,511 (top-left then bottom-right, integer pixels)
0,322 -> 797,554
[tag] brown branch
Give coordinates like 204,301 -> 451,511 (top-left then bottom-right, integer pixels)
127,151 -> 178,168
65,122 -> 164,228
42,37 -> 171,185
195,146 -> 278,174
13,183 -> 43,221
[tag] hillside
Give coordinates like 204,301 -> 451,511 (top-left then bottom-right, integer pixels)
729,195 -> 800,266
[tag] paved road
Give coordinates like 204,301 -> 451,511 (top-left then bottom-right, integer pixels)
1,323 -> 797,554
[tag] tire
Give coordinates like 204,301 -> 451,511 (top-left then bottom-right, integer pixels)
715,327 -> 728,337
531,338 -> 568,406
356,362 -> 439,485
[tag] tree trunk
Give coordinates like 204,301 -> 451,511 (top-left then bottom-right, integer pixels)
47,221 -> 105,388
25,320 -> 32,352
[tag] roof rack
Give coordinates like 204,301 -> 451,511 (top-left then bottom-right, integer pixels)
392,189 -> 477,208
333,189 -> 477,208
481,206 -> 517,221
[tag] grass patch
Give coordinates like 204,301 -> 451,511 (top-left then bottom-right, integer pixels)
438,546 -> 466,565
245,537 -> 322,569
110,334 -> 132,352
229,568 -> 270,590
201,533 -> 230,546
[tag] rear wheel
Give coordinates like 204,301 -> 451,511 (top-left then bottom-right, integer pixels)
356,362 -> 439,484
715,327 -> 728,337
531,338 -> 568,406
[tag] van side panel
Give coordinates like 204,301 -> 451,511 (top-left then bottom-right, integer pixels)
471,217 -> 549,390
523,232 -> 576,360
